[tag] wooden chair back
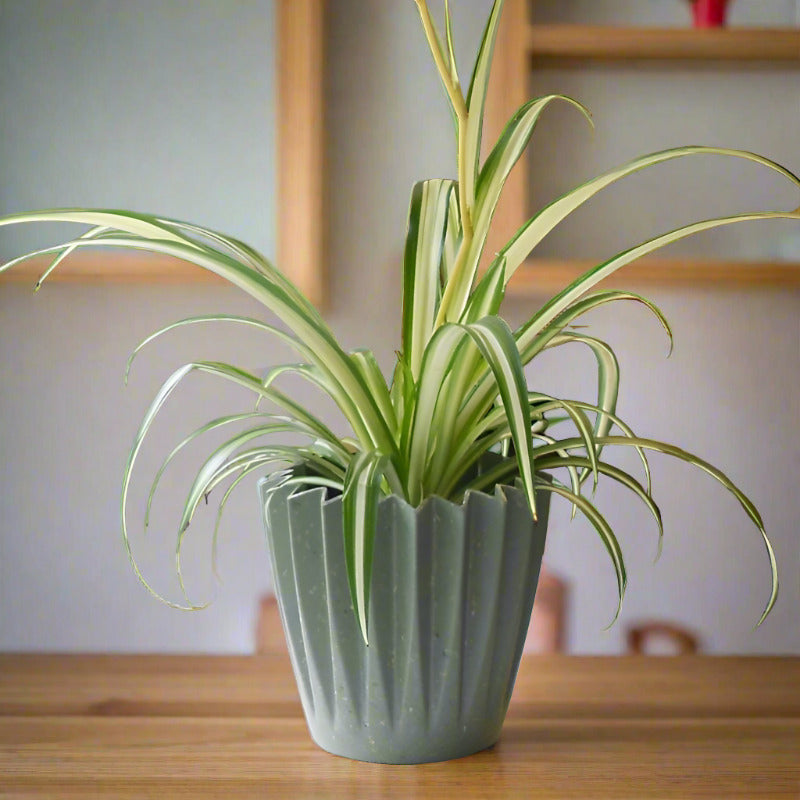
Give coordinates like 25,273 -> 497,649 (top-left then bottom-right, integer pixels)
627,622 -> 700,655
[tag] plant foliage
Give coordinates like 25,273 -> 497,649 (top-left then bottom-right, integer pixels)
2,0 -> 797,643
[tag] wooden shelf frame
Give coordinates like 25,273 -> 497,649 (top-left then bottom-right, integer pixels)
528,25 -> 800,63
510,257 -> 800,294
485,0 -> 800,290
1,0 -> 327,307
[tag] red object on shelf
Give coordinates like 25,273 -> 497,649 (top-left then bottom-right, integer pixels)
691,0 -> 732,28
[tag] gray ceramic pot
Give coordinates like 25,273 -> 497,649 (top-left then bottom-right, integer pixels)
259,471 -> 550,764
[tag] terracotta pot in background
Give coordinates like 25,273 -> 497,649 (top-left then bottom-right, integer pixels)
691,0 -> 733,28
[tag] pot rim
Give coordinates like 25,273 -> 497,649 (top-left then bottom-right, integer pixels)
258,469 -> 549,516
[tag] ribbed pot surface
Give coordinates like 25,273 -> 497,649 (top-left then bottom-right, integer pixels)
260,476 -> 550,764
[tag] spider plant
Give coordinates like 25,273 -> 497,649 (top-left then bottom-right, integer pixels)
1,0 -> 796,645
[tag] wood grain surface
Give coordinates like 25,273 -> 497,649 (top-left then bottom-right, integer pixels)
509,257 -> 800,292
0,654 -> 798,798
527,25 -> 800,63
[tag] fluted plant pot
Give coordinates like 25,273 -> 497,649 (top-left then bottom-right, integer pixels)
260,471 -> 551,764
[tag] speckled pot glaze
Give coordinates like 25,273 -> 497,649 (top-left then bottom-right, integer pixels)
259,472 -> 550,764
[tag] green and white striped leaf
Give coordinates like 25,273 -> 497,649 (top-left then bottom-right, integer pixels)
440,392 -> 597,500
539,397 -> 653,496
440,184 -> 463,287
402,180 -> 454,378
174,444 -> 341,602
539,434 -> 777,624
159,217 -> 320,318
456,291 -> 672,449
125,314 -> 311,383
343,450 -> 392,644
531,434 -> 581,503
119,360 -> 346,606
495,147 -> 800,280
535,478 -> 627,627
390,355 -> 415,456
537,454 -> 663,559
524,211 -> 800,342
517,290 -> 673,362
0,214 -> 396,455
443,0 -> 459,86
460,317 -> 537,517
543,332 -> 619,488
171,420 -> 341,530
405,324 -> 469,505
144,411 -> 277,527
177,430 -> 339,536
463,0 -> 504,211
463,255 -> 506,323
475,95 -> 590,235
446,95 -> 589,325
0,208 -> 202,250
179,444 -> 344,545
424,257 -> 509,487
350,349 -> 398,438
35,225 -> 110,287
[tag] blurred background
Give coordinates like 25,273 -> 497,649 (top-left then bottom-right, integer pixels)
0,0 -> 798,655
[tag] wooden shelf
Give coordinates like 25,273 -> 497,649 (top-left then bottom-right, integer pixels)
277,0 -> 325,306
481,1 -> 800,291
508,257 -> 800,293
528,26 -> 800,63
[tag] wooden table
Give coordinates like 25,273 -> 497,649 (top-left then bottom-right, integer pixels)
1,654 -> 798,798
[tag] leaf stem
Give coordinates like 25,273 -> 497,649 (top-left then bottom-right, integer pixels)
414,0 -> 467,120
415,0 -> 474,325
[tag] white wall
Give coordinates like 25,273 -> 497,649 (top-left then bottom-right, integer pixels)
0,0 -> 280,652
1,1 -> 798,654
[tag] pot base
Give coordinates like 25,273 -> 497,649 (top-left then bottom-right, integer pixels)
309,726 -> 500,765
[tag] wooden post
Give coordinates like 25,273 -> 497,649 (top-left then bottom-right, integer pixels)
483,0 -> 530,269
277,0 -> 326,307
